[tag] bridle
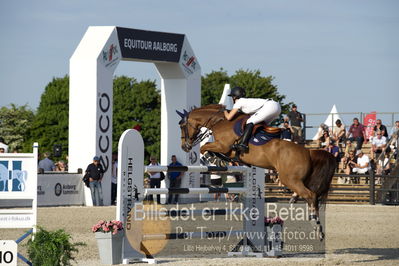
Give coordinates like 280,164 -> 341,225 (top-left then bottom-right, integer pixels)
180,108 -> 225,150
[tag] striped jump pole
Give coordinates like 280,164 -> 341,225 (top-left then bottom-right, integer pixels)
116,129 -> 265,263
145,165 -> 249,173
144,187 -> 248,195
141,230 -> 242,241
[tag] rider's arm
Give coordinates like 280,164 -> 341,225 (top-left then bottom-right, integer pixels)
224,108 -> 239,121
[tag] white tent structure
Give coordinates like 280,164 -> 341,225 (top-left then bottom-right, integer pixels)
312,104 -> 343,140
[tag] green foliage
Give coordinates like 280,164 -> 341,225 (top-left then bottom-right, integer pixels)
24,76 -> 69,157
112,76 -> 161,160
201,69 -> 292,124
19,68 -> 290,159
26,227 -> 85,266
0,104 -> 34,152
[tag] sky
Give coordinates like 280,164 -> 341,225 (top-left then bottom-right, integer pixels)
0,0 -> 398,130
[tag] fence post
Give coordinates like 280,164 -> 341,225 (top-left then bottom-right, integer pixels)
303,113 -> 307,142
369,171 -> 375,205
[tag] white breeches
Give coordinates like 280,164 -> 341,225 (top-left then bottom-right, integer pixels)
246,100 -> 281,125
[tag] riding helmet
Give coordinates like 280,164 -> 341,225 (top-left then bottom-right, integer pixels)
228,86 -> 245,98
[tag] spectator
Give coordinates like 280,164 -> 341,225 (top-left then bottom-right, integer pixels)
85,156 -> 104,206
317,130 -> 331,148
371,131 -> 387,160
352,150 -> 370,183
38,152 -> 55,171
280,121 -> 293,141
373,119 -> 388,138
389,121 -> 399,152
343,140 -> 355,158
376,152 -> 390,180
326,141 -> 340,163
0,138 -> 8,153
326,141 -> 340,174
54,160 -> 66,172
341,150 -> 357,183
210,172 -> 223,201
167,155 -> 183,204
287,104 -> 304,143
147,156 -> 161,204
111,152 -> 118,205
331,119 -> 346,145
224,162 -> 241,202
346,118 -> 366,151
0,148 -> 4,153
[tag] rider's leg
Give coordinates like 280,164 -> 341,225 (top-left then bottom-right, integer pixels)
233,122 -> 254,152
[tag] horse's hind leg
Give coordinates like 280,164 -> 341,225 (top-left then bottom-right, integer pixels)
284,180 -> 324,240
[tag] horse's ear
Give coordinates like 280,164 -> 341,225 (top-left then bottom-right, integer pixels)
191,105 -> 198,111
183,109 -> 189,117
176,110 -> 185,119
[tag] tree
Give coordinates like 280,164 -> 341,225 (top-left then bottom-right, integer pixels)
0,104 -> 34,152
112,76 -> 161,160
201,68 -> 230,106
24,76 -> 69,157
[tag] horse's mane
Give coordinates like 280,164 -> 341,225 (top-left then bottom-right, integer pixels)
194,104 -> 224,111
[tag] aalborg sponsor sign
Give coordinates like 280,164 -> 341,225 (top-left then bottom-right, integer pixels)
116,27 -> 184,62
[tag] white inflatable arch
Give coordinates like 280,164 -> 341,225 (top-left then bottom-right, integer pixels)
69,27 -> 201,205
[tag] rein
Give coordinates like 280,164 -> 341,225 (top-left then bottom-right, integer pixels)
184,107 -> 225,147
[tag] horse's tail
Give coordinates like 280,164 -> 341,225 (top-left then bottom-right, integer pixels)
305,149 -> 337,205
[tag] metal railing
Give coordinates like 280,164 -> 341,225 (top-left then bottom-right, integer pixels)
333,172 -> 399,205
265,172 -> 399,205
302,111 -> 399,141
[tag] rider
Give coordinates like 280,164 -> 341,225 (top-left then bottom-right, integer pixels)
224,86 -> 281,152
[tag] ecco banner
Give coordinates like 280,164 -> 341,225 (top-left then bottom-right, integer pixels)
116,27 -> 184,62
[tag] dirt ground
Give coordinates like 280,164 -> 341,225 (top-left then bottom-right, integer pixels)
1,204 -> 398,265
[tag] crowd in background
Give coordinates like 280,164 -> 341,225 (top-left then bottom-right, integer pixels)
279,106 -> 399,184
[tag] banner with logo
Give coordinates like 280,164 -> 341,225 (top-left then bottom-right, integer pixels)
37,174 -> 85,206
363,111 -> 376,140
116,27 -> 184,62
0,174 -> 84,207
0,146 -> 38,229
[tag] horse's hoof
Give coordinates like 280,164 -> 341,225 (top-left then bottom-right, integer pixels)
289,197 -> 297,204
319,231 -> 325,241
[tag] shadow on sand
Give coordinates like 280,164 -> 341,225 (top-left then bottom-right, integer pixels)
334,248 -> 399,263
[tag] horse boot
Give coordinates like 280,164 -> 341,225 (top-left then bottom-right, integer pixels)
232,123 -> 254,152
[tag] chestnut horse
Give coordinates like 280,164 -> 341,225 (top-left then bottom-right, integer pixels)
177,104 -> 336,240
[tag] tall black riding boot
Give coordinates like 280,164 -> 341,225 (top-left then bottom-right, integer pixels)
233,123 -> 254,152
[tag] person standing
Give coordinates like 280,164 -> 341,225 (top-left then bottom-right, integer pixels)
85,156 -> 104,206
167,155 -> 183,204
38,152 -> 55,171
287,104 -> 304,144
147,156 -> 161,204
111,152 -> 118,205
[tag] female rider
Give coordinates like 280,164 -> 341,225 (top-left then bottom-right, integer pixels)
224,86 -> 281,152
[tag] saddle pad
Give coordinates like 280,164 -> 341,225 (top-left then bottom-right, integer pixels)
233,118 -> 281,146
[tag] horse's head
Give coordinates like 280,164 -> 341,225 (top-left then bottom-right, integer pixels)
176,109 -> 201,152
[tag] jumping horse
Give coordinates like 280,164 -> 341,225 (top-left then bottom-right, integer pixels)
177,104 -> 336,240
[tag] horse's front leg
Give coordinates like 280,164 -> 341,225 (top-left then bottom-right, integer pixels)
200,141 -> 231,155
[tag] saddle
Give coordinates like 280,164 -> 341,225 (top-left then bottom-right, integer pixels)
239,117 -> 281,135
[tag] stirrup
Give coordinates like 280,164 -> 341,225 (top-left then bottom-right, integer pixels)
232,143 -> 249,152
